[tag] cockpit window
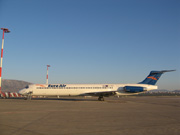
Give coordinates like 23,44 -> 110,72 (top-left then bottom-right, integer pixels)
25,85 -> 29,89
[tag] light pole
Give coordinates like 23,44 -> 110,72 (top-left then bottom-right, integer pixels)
0,28 -> 10,94
46,65 -> 50,85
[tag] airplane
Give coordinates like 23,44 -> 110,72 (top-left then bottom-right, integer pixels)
19,70 -> 175,101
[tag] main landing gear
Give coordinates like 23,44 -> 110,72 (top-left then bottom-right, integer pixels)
98,96 -> 104,101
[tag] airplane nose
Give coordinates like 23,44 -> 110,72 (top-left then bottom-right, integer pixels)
19,89 -> 26,95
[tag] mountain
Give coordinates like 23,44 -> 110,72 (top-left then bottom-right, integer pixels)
1,79 -> 31,92
173,90 -> 180,92
148,89 -> 180,93
149,89 -> 170,92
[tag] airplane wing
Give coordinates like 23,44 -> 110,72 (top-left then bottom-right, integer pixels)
81,91 -> 117,97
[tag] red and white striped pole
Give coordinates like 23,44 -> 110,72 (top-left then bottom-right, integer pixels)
0,28 -> 10,94
46,65 -> 50,85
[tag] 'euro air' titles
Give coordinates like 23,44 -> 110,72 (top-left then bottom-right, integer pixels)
48,84 -> 66,88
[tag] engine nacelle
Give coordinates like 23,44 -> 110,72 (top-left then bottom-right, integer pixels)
124,86 -> 146,93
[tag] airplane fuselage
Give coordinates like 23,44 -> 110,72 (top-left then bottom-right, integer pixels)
19,83 -> 157,97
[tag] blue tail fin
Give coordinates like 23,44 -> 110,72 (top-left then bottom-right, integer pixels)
139,70 -> 175,85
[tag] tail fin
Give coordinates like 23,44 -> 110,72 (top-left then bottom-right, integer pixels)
139,70 -> 175,85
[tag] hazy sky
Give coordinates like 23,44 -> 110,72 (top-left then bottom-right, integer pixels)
0,0 -> 179,90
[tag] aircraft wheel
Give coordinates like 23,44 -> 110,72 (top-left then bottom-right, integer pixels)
98,96 -> 104,101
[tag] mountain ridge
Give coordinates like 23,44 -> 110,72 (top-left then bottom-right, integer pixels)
1,79 -> 31,92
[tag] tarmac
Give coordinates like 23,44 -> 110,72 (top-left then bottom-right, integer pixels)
0,96 -> 180,135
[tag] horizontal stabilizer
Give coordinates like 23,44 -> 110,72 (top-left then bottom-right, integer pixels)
150,70 -> 176,74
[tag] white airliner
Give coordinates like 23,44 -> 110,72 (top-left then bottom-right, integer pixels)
19,70 -> 175,101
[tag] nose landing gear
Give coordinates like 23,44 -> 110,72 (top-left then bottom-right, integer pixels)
24,91 -> 33,100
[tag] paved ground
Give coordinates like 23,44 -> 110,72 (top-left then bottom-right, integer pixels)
0,96 -> 180,135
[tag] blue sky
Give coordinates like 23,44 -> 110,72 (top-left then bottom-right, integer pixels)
0,0 -> 179,90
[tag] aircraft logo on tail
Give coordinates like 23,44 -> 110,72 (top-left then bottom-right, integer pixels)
147,76 -> 158,80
